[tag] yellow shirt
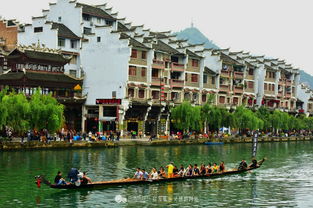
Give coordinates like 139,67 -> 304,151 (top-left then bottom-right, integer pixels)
167,164 -> 174,174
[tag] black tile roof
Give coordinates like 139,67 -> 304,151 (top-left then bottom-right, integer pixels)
220,53 -> 241,65
120,33 -> 150,50
117,22 -> 130,32
0,71 -> 82,84
186,49 -> 202,58
51,22 -> 80,40
8,48 -> 70,64
77,3 -> 115,20
204,66 -> 217,75
153,41 -> 180,55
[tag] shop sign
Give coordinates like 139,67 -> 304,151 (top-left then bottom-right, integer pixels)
96,99 -> 122,105
15,63 -> 64,73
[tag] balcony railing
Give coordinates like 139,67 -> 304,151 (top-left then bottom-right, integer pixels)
234,71 -> 244,79
170,79 -> 184,88
233,86 -> 243,93
171,62 -> 185,72
220,70 -> 230,77
151,77 -> 165,86
285,93 -> 291,98
152,59 -> 165,69
219,84 -> 230,92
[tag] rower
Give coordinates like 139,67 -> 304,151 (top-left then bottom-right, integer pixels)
219,161 -> 225,172
249,159 -> 258,168
81,172 -> 92,185
54,171 -> 67,185
133,168 -> 143,179
150,168 -> 159,180
185,164 -> 193,176
193,164 -> 200,176
141,169 -> 149,180
158,166 -> 166,178
177,165 -> 185,176
206,163 -> 212,174
212,163 -> 219,173
200,164 -> 206,175
166,162 -> 174,178
68,168 -> 79,183
238,160 -> 248,170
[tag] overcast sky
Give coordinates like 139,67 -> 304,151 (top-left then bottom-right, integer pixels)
1,0 -> 312,75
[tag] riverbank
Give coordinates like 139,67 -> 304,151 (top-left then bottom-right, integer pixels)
1,136 -> 313,151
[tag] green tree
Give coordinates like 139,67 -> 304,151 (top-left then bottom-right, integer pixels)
171,101 -> 195,132
0,87 -> 8,130
2,92 -> 30,135
29,89 -> 64,133
233,106 -> 263,135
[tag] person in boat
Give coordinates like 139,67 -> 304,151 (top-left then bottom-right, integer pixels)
54,171 -> 67,185
219,161 -> 225,172
249,159 -> 258,168
185,164 -> 193,176
206,163 -> 212,174
166,162 -> 174,178
173,166 -> 179,175
212,163 -> 219,173
81,172 -> 92,185
150,168 -> 159,180
177,165 -> 185,176
141,169 -> 149,180
133,168 -> 143,179
158,166 -> 166,178
200,164 -> 206,175
238,160 -> 248,170
68,168 -> 79,183
193,164 -> 200,176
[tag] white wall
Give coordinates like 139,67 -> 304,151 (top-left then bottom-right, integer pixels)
297,85 -> 311,112
81,27 -> 130,105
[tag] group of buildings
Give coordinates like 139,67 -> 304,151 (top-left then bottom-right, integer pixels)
0,0 -> 312,136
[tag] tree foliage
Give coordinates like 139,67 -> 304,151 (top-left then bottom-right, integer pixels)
0,88 -> 64,135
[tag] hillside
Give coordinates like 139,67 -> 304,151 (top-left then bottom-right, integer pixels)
300,70 -> 313,89
176,27 -> 313,88
175,27 -> 219,49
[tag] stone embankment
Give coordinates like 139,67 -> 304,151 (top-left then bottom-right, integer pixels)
0,136 -> 312,151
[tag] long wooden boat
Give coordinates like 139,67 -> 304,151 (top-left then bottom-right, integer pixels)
204,142 -> 224,145
38,159 -> 265,190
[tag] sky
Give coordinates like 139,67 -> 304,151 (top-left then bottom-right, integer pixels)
1,0 -> 313,75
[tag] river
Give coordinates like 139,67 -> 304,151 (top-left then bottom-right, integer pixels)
0,141 -> 312,207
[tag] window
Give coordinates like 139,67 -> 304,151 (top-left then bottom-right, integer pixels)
128,66 -> 136,76
192,59 -> 199,67
105,20 -> 113,26
138,89 -> 145,98
171,92 -> 178,100
264,83 -> 267,91
185,73 -> 188,81
219,96 -> 225,104
97,37 -> 101,42
71,40 -> 77,48
141,51 -> 147,59
131,49 -> 137,58
248,68 -> 254,75
58,38 -> 65,47
83,27 -> 92,35
248,81 -> 254,88
203,74 -> 208,84
83,14 -> 90,21
152,91 -> 160,99
272,84 -> 275,91
70,55 -> 77,64
141,68 -> 146,77
233,97 -> 239,105
128,88 -> 134,98
191,74 -> 198,82
162,93 -> 167,101
211,77 -> 215,85
34,27 -> 43,33
202,94 -> 206,102
69,70 -> 77,77
152,69 -> 158,78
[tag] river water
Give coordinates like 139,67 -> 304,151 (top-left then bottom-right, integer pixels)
0,141 -> 312,207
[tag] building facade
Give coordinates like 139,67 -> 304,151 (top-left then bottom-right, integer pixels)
12,0 -> 305,136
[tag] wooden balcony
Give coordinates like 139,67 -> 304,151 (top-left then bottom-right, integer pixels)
219,84 -> 230,93
128,75 -> 147,82
151,77 -> 165,86
246,74 -> 254,80
234,71 -> 244,79
233,86 -> 243,94
185,81 -> 200,88
203,83 -> 217,89
129,58 -> 147,66
171,62 -> 185,72
152,59 -> 165,69
220,70 -> 230,78
245,87 -> 254,93
170,79 -> 184,88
